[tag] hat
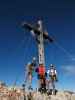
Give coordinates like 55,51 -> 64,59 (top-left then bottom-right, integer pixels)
50,64 -> 54,68
32,57 -> 36,61
50,64 -> 53,66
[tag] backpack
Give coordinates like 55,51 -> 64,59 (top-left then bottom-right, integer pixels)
38,66 -> 45,75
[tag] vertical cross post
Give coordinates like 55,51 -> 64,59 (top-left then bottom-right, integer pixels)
37,20 -> 45,66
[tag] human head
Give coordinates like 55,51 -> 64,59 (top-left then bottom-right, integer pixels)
50,64 -> 54,68
39,63 -> 44,67
32,57 -> 36,62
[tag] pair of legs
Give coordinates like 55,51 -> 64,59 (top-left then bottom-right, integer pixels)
49,75 -> 57,81
38,75 -> 46,90
26,72 -> 33,89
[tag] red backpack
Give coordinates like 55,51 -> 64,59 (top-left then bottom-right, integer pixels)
38,66 -> 45,75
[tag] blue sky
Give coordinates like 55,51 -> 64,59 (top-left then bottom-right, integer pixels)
0,0 -> 75,92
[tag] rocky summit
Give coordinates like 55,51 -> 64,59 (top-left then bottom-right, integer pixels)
32,91 -> 75,100
0,82 -> 75,100
0,89 -> 75,100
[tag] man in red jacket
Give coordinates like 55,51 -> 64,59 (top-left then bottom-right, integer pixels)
36,64 -> 47,92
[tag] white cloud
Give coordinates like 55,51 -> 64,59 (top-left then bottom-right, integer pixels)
72,57 -> 75,61
62,65 -> 75,75
70,55 -> 75,61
